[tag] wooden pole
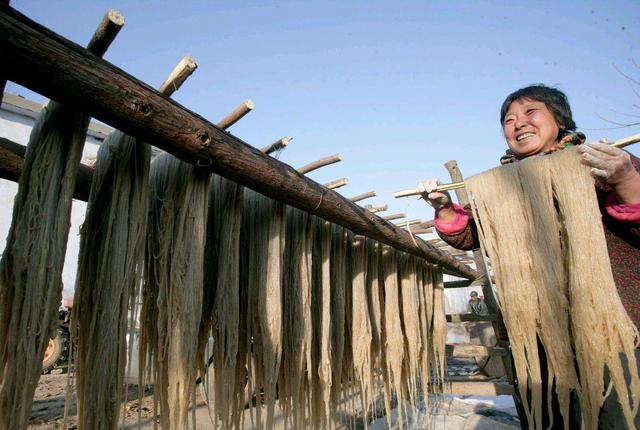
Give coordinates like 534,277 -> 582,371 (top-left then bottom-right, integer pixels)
0,6 -> 477,279
298,153 -> 342,174
86,10 -> 124,57
261,136 -> 290,154
0,0 -> 7,105
159,55 -> 196,96
394,218 -> 422,227
349,191 -> 377,202
364,203 -> 387,213
396,134 -> 640,198
382,212 -> 406,221
409,227 -> 434,234
324,177 -> 348,189
216,99 -> 255,129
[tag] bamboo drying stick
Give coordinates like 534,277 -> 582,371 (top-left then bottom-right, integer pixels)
394,219 -> 422,227
324,177 -> 348,189
394,134 -> 640,198
159,56 -> 197,96
382,212 -> 406,221
409,228 -> 433,234
261,136 -> 291,154
298,153 -> 342,174
86,9 -> 124,57
349,191 -> 377,202
216,99 -> 255,130
364,203 -> 388,213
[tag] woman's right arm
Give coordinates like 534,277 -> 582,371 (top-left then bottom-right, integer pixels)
418,179 -> 479,250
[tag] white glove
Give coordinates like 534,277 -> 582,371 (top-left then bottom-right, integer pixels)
577,142 -> 637,184
417,178 -> 452,210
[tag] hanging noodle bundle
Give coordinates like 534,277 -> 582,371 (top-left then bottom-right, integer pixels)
280,206 -> 314,428
0,101 -> 90,429
141,153 -> 208,428
310,217 -> 332,429
350,235 -> 374,420
329,225 -> 348,413
365,239 -> 383,370
200,175 -> 244,429
72,131 -> 150,429
380,245 -> 407,428
243,191 -> 285,429
466,147 -> 640,430
398,254 -> 422,413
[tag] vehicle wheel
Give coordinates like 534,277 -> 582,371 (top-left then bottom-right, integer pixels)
42,328 -> 69,373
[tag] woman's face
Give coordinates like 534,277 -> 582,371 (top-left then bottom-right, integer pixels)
502,98 -> 561,157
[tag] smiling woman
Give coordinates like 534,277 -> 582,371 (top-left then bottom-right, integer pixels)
419,84 -> 640,429
501,92 -> 572,158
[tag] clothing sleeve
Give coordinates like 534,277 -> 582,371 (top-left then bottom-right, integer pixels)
597,152 -> 640,240
434,203 -> 480,250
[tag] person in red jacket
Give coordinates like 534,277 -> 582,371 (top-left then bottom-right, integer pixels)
420,84 -> 640,429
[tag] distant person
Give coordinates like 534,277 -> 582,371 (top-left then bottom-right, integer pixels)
467,291 -> 488,316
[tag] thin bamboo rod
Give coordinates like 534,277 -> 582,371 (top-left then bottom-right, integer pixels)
216,99 -> 255,129
364,203 -> 388,213
261,136 -> 290,154
159,55 -> 197,96
394,134 -> 640,198
324,177 -> 348,189
0,6 -> 477,279
410,228 -> 434,234
382,212 -> 406,221
394,218 -> 422,227
298,153 -> 342,174
349,191 -> 377,202
86,9 -> 124,57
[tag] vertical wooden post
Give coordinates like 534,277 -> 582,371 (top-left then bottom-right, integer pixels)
0,0 -> 9,105
444,159 -> 528,429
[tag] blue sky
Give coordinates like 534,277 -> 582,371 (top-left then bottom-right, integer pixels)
8,0 -> 640,220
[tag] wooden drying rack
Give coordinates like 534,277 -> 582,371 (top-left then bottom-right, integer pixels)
0,4 -> 477,279
0,4 -> 528,422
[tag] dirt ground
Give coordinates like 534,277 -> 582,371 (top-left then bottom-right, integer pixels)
29,369 -> 158,429
29,366 -> 519,429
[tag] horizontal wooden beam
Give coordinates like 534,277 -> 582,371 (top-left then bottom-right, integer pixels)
445,344 -> 508,357
446,313 -> 498,322
443,381 -> 514,396
0,137 -> 93,200
0,5 -> 477,279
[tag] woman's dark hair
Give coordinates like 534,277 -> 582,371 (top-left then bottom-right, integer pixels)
500,84 -> 576,131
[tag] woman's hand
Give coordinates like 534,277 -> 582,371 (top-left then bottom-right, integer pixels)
578,142 -> 640,204
418,179 -> 458,222
418,179 -> 451,209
